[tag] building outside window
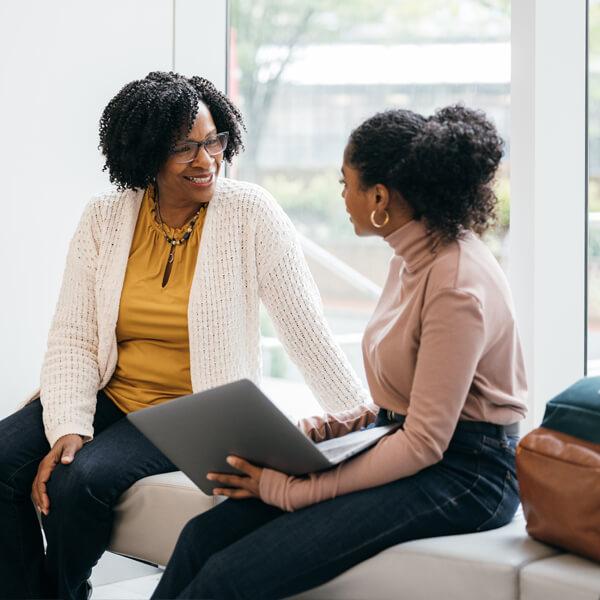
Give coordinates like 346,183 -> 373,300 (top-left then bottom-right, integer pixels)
229,0 -> 511,385
588,0 -> 600,374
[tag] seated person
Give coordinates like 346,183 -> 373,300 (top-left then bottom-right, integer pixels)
0,71 -> 368,600
152,105 -> 528,600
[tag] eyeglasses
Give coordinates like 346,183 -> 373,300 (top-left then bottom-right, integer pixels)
170,132 -> 229,163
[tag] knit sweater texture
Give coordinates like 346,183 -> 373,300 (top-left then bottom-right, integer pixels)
34,177 -> 368,446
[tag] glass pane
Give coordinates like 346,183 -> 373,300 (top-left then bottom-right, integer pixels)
589,0 -> 600,374
229,0 -> 511,388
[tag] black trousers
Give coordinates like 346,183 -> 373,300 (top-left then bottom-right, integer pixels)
0,392 -> 175,600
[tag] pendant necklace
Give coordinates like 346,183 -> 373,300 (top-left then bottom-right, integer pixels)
153,186 -> 206,284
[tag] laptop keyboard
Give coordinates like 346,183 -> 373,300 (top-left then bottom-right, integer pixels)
316,423 -> 400,464
320,442 -> 362,462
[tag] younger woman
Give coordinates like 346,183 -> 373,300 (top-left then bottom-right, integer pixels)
152,105 -> 527,600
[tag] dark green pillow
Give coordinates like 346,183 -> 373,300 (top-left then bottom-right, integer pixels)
543,377 -> 600,444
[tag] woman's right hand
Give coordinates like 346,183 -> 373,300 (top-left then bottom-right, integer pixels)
32,434 -> 84,515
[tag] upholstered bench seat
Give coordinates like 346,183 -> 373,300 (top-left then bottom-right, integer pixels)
520,554 -> 600,600
109,471 -> 219,567
108,473 -> 560,600
106,378 -> 594,598
293,513 -> 559,600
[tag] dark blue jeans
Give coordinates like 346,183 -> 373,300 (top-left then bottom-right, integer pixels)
152,412 -> 520,600
0,391 -> 176,600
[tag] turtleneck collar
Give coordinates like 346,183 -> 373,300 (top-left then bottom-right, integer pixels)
384,218 -> 440,273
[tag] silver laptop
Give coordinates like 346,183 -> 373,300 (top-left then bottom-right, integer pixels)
127,379 -> 399,495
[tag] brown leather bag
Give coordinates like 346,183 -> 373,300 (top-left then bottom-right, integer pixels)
516,377 -> 600,562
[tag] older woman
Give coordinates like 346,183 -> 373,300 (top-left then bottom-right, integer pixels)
0,71 -> 367,600
151,105 -> 528,599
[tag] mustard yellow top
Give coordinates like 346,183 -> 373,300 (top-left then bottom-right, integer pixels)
104,187 -> 206,413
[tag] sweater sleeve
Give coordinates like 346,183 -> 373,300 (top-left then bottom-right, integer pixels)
260,289 -> 486,511
259,238 -> 370,413
298,403 -> 379,442
254,188 -> 369,413
40,201 -> 101,447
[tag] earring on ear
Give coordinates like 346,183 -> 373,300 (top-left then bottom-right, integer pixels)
370,209 -> 390,229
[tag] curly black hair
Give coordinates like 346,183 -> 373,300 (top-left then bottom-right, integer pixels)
347,105 -> 504,241
99,71 -> 245,190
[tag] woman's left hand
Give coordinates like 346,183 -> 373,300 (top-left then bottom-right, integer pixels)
207,456 -> 264,499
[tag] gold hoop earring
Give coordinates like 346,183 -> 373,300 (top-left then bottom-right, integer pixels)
370,209 -> 390,229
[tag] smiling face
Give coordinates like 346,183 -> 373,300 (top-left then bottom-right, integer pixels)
156,101 -> 223,206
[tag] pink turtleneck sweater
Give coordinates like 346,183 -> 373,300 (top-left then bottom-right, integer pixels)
259,219 -> 528,512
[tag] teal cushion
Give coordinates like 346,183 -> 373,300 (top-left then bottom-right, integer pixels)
543,377 -> 600,444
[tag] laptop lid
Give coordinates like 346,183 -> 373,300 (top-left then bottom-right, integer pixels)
128,379 -> 398,495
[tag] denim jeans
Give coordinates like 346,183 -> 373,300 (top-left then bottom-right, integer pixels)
152,412 -> 520,600
0,391 -> 176,600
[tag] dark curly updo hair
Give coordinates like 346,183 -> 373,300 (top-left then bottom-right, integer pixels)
99,71 -> 245,190
346,105 -> 504,241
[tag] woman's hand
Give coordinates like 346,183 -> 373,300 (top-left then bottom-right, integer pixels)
31,434 -> 84,515
207,456 -> 264,499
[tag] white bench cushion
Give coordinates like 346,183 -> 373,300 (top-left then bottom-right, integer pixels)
520,554 -> 600,600
109,473 -> 561,600
291,515 -> 559,600
109,471 -> 217,567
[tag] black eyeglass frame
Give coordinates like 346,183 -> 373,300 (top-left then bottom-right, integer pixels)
170,132 -> 229,163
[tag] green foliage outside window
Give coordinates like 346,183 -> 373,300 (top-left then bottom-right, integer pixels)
231,0 -> 513,376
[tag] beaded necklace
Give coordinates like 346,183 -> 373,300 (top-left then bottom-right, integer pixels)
153,187 -> 207,264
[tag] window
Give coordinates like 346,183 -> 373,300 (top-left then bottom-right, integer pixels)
589,0 -> 600,374
229,0 -> 511,388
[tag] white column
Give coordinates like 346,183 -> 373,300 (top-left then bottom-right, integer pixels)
510,0 -> 587,428
173,0 -> 228,90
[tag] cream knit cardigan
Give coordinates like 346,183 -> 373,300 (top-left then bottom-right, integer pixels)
33,177 -> 368,447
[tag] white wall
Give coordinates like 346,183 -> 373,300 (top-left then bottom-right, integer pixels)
0,0 -> 225,417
